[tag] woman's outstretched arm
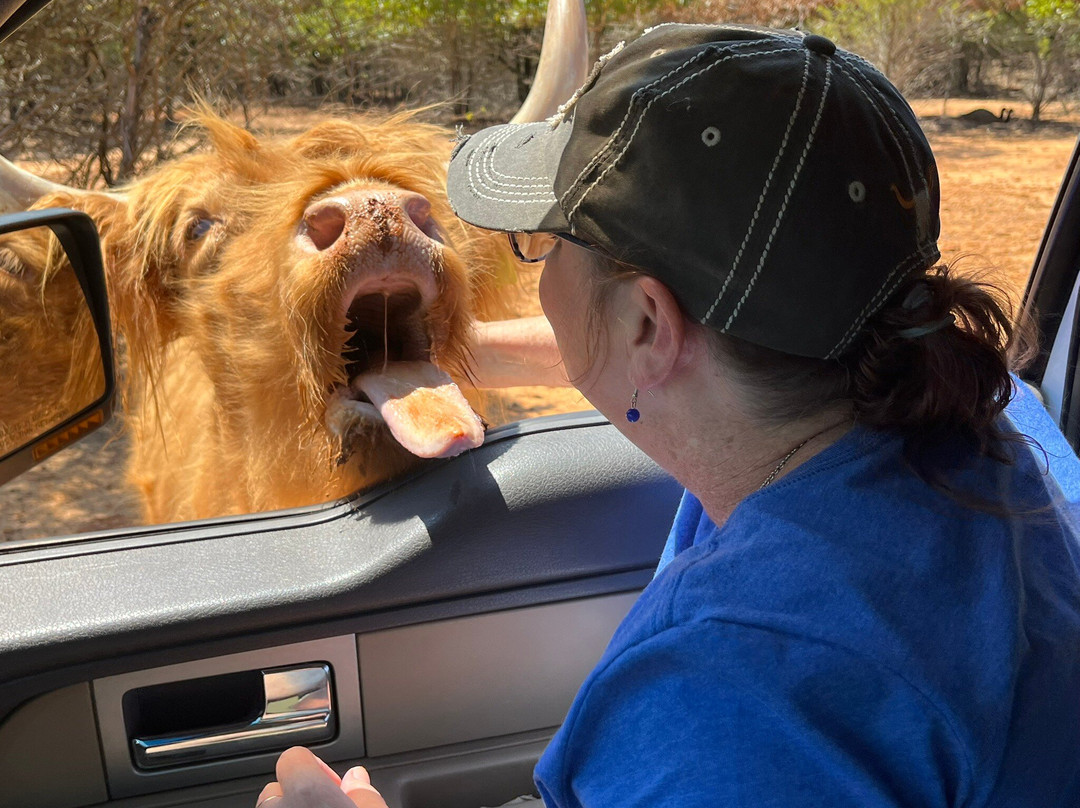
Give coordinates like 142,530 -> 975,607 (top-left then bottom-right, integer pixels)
469,315 -> 569,389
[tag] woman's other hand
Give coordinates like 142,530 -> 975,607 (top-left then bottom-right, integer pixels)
256,746 -> 389,808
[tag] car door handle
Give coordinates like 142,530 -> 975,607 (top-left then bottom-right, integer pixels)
131,664 -> 335,769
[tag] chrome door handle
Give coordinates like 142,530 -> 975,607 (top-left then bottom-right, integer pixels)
132,664 -> 335,769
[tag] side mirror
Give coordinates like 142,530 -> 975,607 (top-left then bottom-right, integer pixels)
0,208 -> 115,486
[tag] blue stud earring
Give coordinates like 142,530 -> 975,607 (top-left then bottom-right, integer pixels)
626,389 -> 640,423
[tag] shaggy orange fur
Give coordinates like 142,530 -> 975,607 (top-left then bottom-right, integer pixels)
25,110 -> 523,523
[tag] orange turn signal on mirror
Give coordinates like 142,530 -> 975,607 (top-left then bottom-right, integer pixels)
32,409 -> 105,462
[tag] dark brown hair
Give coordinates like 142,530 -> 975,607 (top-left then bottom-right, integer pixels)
585,254 -> 1039,474
715,265 -> 1035,450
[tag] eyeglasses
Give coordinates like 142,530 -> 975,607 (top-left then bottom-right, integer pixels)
508,232 -> 558,263
507,231 -> 603,263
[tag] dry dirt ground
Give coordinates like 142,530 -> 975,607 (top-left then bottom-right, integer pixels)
2,98 -> 1077,544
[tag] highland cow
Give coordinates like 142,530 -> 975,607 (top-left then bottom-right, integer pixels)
0,0 -> 586,524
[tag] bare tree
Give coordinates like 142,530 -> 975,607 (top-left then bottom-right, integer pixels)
988,0 -> 1080,121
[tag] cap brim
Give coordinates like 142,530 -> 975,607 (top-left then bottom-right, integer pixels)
447,119 -> 574,234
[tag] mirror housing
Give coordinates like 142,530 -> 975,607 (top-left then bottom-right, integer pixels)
0,208 -> 115,486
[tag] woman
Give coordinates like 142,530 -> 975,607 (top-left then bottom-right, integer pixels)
258,25 -> 1080,806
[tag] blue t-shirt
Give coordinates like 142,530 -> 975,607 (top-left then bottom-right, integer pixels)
535,387 -> 1080,807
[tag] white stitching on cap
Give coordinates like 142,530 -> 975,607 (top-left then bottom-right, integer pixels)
824,246 -> 935,358
833,51 -> 928,225
827,250 -> 919,358
465,140 -> 553,204
466,176 -> 550,202
549,40 -> 626,129
565,45 -> 803,226
833,56 -> 917,204
722,59 -> 833,331
648,22 -> 803,42
568,47 -> 802,222
559,38 -> 775,213
643,22 -> 675,35
701,50 -> 811,324
815,54 -> 940,357
835,55 -> 939,245
469,142 -> 550,198
478,126 -> 553,188
562,39 -> 793,207
481,126 -> 548,185
837,52 -> 919,159
465,181 -> 550,203
560,46 -> 719,207
722,25 -> 801,40
835,57 -> 914,171
836,49 -> 886,80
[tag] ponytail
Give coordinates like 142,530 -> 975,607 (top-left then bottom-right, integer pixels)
586,250 -> 1036,461
847,265 -> 1034,455
710,263 -> 1036,459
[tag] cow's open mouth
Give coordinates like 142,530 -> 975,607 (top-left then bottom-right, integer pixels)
325,282 -> 484,462
342,286 -> 429,383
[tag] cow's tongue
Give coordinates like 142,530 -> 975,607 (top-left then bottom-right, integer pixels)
353,360 -> 484,458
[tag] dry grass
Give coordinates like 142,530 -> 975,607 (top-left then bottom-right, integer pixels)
911,98 -> 1079,296
1,100 -> 1076,543
0,418 -> 141,542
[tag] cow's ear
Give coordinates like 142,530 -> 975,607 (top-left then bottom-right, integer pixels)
32,189 -> 127,273
32,189 -> 125,230
33,189 -> 176,357
189,106 -> 260,159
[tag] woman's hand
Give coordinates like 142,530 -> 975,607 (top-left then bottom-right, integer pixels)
256,746 -> 389,808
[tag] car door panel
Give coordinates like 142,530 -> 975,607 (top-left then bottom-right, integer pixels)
0,414 -> 681,808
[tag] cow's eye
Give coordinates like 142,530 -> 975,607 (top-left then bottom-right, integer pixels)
186,217 -> 216,241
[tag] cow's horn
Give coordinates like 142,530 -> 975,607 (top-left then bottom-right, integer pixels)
511,0 -> 589,123
0,153 -> 91,214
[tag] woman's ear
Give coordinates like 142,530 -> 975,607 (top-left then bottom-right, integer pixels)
624,275 -> 687,389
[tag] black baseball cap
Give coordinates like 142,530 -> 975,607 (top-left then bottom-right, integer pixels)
446,24 -> 941,359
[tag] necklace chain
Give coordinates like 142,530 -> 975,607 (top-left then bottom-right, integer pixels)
759,439 -> 809,489
758,419 -> 851,490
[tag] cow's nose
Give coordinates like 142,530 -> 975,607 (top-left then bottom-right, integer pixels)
301,191 -> 435,253
302,200 -> 348,252
400,193 -> 432,233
